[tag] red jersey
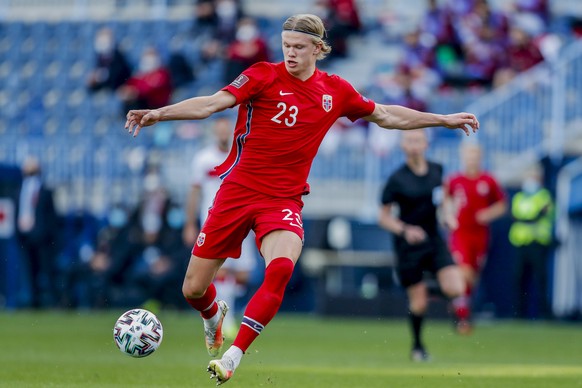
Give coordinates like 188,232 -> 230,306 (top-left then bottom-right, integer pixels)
217,61 -> 376,197
446,172 -> 505,232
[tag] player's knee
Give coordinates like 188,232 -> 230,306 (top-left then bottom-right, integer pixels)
409,299 -> 428,314
441,282 -> 463,298
182,282 -> 207,299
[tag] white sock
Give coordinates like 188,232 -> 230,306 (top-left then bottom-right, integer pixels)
223,346 -> 243,369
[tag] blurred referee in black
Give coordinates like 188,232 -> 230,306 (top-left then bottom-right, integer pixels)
378,129 -> 466,361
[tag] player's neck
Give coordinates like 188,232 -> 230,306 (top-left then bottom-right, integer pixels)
287,65 -> 316,81
464,167 -> 481,178
407,157 -> 428,176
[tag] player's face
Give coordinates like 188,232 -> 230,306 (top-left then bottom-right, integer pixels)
462,145 -> 482,171
281,31 -> 320,78
214,119 -> 232,150
401,131 -> 428,158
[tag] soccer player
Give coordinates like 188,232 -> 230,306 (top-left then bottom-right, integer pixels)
378,130 -> 466,362
125,13 -> 479,385
444,142 -> 507,333
183,116 -> 257,338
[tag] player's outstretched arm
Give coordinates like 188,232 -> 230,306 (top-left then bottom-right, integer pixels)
125,91 -> 237,137
364,104 -> 479,136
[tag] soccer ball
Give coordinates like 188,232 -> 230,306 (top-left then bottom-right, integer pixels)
113,309 -> 163,358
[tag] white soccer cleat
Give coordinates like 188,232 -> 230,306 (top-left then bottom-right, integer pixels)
205,300 -> 229,357
207,357 -> 235,385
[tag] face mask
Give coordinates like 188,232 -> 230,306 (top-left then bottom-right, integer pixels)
94,36 -> 113,54
236,25 -> 258,42
108,208 -> 127,228
216,0 -> 237,19
143,173 -> 161,192
139,55 -> 161,73
167,207 -> 185,229
522,178 -> 540,194
142,212 -> 162,234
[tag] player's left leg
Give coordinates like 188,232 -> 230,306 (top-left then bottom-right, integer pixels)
437,264 -> 472,334
435,236 -> 472,334
209,230 -> 301,385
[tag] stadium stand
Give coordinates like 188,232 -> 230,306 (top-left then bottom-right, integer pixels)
1,0 -> 582,317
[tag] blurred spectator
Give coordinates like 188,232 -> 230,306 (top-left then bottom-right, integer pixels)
55,209 -> 101,309
86,170 -> 187,309
86,27 -> 132,93
312,0 -> 362,59
493,21 -> 544,88
400,29 -> 436,71
16,157 -> 59,308
197,0 -> 246,64
509,164 -> 554,319
223,17 -> 269,84
214,0 -> 245,43
168,36 -> 196,90
391,69 -> 430,112
130,202 -> 189,311
457,0 -> 509,46
87,204 -> 138,308
513,0 -> 549,27
421,0 -> 458,47
118,47 -> 173,113
462,24 -> 505,87
194,0 -> 219,35
445,0 -> 476,18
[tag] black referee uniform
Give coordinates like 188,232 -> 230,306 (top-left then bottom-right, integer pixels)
381,161 -> 455,288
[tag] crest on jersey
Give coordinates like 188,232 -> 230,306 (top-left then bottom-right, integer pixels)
230,74 -> 249,89
197,232 -> 206,247
322,94 -> 333,112
477,181 -> 490,196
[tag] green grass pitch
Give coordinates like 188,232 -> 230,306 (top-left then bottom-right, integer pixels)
0,311 -> 581,387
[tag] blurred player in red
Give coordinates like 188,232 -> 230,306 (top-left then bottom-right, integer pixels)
444,142 -> 507,334
125,13 -> 479,385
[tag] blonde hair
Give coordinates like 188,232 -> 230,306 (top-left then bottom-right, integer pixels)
282,14 -> 332,60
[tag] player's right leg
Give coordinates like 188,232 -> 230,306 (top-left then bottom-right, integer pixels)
182,254 -> 229,357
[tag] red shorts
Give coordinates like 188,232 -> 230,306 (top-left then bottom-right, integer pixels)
449,230 -> 489,271
192,181 -> 304,259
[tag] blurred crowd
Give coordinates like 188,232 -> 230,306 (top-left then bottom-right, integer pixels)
85,0 -> 363,117
367,0 -> 567,117
2,0 -> 577,313
12,159 -> 191,310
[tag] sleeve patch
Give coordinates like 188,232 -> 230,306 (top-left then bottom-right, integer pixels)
230,74 -> 249,89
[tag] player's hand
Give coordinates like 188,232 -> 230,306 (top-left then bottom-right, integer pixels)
475,209 -> 491,225
443,214 -> 459,231
182,223 -> 199,247
125,109 -> 162,137
403,225 -> 427,244
443,113 -> 479,136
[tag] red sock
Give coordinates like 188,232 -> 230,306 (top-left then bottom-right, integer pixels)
184,283 -> 218,319
452,296 -> 470,320
233,257 -> 294,352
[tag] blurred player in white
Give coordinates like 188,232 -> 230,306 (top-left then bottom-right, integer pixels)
183,117 -> 257,338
